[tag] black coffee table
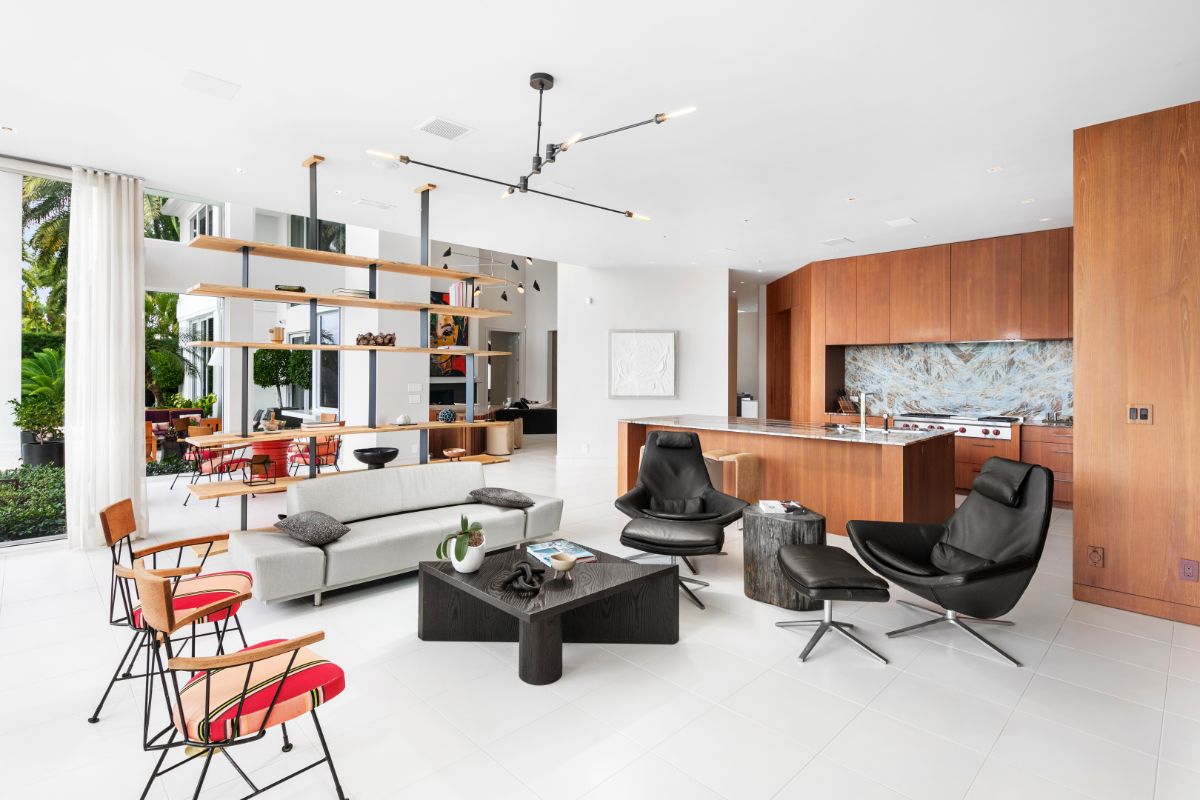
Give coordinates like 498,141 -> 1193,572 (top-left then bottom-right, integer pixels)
418,547 -> 679,684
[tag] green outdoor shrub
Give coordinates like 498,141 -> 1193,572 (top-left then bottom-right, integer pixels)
0,465 -> 66,541
9,395 -> 64,442
21,332 -> 65,359
146,456 -> 191,476
21,347 -> 65,403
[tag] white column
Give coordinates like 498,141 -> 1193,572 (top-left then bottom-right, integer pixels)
0,172 -> 21,466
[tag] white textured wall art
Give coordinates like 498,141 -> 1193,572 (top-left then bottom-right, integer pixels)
609,330 -> 677,397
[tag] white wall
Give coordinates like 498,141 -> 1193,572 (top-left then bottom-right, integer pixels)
0,172 -> 22,465
557,264 -> 729,462
736,311 -> 758,396
524,259 -> 557,404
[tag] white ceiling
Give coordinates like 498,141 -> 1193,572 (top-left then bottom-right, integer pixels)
3,1 -> 1199,281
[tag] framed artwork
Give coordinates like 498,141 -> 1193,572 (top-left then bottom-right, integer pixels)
609,330 -> 677,398
429,291 -> 468,377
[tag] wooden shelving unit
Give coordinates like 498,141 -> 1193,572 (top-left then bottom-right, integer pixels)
188,340 -> 509,356
188,174 -> 512,527
190,236 -> 509,285
187,283 -> 512,318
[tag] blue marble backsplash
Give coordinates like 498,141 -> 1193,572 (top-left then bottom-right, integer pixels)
843,340 -> 1073,420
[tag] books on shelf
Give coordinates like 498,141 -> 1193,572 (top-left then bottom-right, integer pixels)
333,288 -> 372,298
300,420 -> 343,431
449,281 -> 472,307
526,540 -> 596,567
274,284 -> 306,293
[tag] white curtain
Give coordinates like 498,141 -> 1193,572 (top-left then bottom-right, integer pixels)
65,167 -> 146,548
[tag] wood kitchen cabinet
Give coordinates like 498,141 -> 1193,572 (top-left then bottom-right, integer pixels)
1020,424 -> 1073,507
1020,228 -> 1072,340
855,254 -> 891,344
954,432 -> 1020,491
888,245 -> 951,343
824,257 -> 858,345
950,235 -> 1022,341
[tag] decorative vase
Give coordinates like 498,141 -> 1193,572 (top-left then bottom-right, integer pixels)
395,413 -> 412,425
438,407 -> 456,423
450,532 -> 486,574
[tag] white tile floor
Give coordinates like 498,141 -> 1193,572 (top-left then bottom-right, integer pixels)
2,434 -> 1199,799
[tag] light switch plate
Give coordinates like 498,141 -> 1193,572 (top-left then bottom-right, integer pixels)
407,383 -> 421,392
1127,404 -> 1154,424
408,394 -> 420,403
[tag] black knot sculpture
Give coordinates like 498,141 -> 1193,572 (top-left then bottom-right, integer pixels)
497,560 -> 546,597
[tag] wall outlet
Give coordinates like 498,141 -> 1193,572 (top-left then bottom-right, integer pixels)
407,383 -> 421,392
1087,546 -> 1105,568
408,393 -> 420,403
1127,404 -> 1154,424
1181,559 -> 1199,582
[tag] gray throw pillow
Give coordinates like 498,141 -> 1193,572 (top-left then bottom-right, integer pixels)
274,510 -> 350,546
470,487 -> 534,509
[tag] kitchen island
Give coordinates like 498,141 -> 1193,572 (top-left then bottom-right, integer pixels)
618,415 -> 955,535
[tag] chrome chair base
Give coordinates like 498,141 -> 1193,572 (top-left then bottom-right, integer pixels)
888,600 -> 1020,666
776,600 -> 888,664
623,552 -> 710,609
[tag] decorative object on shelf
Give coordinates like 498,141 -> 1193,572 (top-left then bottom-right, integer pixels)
609,330 -> 678,398
243,453 -> 276,486
435,514 -> 487,573
355,331 -> 396,346
836,389 -> 859,414
430,291 -> 468,377
353,446 -> 399,470
438,408 -> 458,424
333,287 -> 371,298
267,326 -> 285,344
274,284 -> 305,293
442,447 -> 467,461
367,71 -> 693,220
260,411 -> 283,432
548,552 -> 577,581
394,413 -> 413,425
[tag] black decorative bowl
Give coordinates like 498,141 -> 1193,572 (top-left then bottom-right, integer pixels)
353,447 -> 399,470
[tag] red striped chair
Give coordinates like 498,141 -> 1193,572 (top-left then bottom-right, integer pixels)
287,435 -> 342,475
88,499 -> 253,725
133,567 -> 348,800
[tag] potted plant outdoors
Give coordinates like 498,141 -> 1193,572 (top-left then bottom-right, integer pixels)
10,396 -> 65,467
435,515 -> 487,574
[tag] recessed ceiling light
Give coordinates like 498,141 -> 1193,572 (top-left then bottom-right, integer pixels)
757,269 -> 763,273
739,281 -> 745,284
0,126 -> 14,134
232,167 -> 246,174
884,217 -> 918,227
1020,198 -> 1036,204
334,189 -> 344,195
986,165 -> 1005,174
846,196 -> 857,202
1038,216 -> 1052,222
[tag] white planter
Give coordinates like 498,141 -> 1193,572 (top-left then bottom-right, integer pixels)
450,532 -> 487,574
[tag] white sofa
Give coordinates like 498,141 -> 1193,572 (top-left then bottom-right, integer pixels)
229,462 -> 563,604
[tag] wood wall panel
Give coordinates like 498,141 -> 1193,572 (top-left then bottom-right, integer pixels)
855,255 -> 892,344
1073,100 -> 1200,622
950,235 -> 1022,341
727,296 -> 737,416
824,257 -> 858,345
1020,228 -> 1072,340
765,310 -> 791,419
888,245 -> 951,342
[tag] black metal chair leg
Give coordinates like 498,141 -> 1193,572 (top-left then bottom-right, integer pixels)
679,580 -> 705,610
191,749 -> 215,800
312,710 -> 349,800
139,746 -> 170,800
681,555 -> 699,575
233,615 -> 249,649
281,721 -> 293,752
89,630 -> 141,723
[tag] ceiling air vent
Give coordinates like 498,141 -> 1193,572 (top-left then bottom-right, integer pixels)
822,237 -> 855,247
353,198 -> 397,211
415,116 -> 473,141
885,217 -> 918,227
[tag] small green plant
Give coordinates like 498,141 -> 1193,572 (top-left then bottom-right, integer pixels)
21,347 -> 65,403
9,395 -> 64,443
435,515 -> 484,561
0,465 -> 66,541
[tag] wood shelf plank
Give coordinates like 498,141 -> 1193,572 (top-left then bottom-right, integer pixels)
186,283 -> 511,319
189,235 -> 509,286
185,341 -> 510,356
184,419 -> 509,448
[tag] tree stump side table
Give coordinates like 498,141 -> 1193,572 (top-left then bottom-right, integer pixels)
742,505 -> 826,610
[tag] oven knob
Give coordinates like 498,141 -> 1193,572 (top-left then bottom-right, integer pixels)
959,426 -> 966,433
937,425 -> 945,429
981,429 -> 990,435
992,428 -> 1000,436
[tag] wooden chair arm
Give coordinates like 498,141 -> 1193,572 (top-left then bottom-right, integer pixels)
170,591 -> 253,633
168,631 -> 324,671
114,564 -> 202,579
133,532 -> 230,560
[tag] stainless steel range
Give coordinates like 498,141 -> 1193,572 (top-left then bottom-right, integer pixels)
892,412 -> 1020,440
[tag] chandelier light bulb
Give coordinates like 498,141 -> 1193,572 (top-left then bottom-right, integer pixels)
501,186 -> 515,199
661,106 -> 697,122
560,131 -> 583,150
473,285 -> 482,297
524,256 -> 533,267
517,283 -> 525,294
625,211 -> 651,222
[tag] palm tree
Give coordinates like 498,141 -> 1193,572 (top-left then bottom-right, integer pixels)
144,292 -> 195,407
21,177 -> 71,333
143,193 -> 180,241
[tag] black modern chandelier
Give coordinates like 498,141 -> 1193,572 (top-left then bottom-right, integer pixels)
368,72 -> 695,221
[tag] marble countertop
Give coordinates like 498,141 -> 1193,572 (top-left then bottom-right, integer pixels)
622,415 -> 956,447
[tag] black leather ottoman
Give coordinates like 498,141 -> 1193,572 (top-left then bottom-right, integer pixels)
775,544 -> 891,664
620,518 -> 724,609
